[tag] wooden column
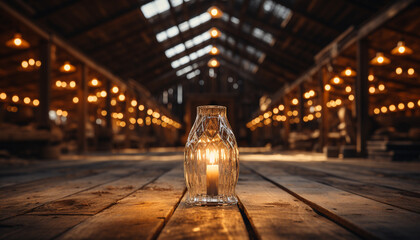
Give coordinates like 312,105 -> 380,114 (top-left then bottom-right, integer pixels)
283,96 -> 290,149
356,39 -> 369,157
105,79 -> 112,130
298,84 -> 305,131
319,68 -> 329,151
38,40 -> 52,130
78,64 -> 88,153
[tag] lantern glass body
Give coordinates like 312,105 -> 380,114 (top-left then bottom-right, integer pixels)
184,106 -> 239,206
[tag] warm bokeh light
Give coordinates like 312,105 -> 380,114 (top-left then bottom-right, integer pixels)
291,98 -> 298,105
33,99 -> 39,106
381,106 -> 387,113
345,86 -> 351,93
348,94 -> 354,101
111,99 -> 117,106
91,78 -> 99,86
208,6 -> 223,18
209,27 -> 221,38
407,102 -> 415,109
389,104 -> 396,112
100,90 -> 107,97
369,86 -> 376,94
138,104 -> 145,111
0,92 -> 6,100
73,97 -> 79,103
21,61 -> 28,68
28,58 -> 35,66
370,52 -> 390,65
378,84 -> 385,91
324,84 -> 331,91
23,97 -> 31,104
332,76 -> 341,84
69,81 -> 76,88
130,99 -> 137,107
278,104 -> 284,111
391,41 -> 413,55
101,110 -> 107,116
407,68 -> 415,75
374,108 -> 380,114
118,94 -> 125,101
398,103 -> 405,110
208,58 -> 220,67
368,74 -> 374,81
12,95 -> 19,102
395,67 -> 403,75
209,46 -> 219,55
147,109 -> 153,115
112,86 -> 119,93
56,80 -> 62,87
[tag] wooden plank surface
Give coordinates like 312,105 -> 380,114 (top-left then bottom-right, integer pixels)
58,166 -> 186,240
236,167 -> 358,239
158,195 -> 249,240
246,162 -> 420,240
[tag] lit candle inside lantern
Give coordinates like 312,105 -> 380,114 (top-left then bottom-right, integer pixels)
206,149 -> 219,196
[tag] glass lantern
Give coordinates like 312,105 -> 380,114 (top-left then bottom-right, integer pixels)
184,105 -> 239,206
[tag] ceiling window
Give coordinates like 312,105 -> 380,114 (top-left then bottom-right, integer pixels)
140,0 -> 170,19
155,12 -> 211,42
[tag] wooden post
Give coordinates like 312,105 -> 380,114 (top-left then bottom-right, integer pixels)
298,84 -> 305,131
78,64 -> 88,153
283,96 -> 290,149
38,40 -> 52,130
356,39 -> 369,157
105,79 -> 112,130
319,68 -> 329,151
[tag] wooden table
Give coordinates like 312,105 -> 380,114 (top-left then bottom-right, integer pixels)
1,152 -> 420,240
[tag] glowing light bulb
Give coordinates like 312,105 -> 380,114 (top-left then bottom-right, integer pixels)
324,84 -> 331,91
369,86 -> 376,94
118,94 -> 125,101
73,96 -> 79,103
12,95 -> 19,102
407,102 -> 414,109
131,100 -> 137,107
368,74 -> 374,81
28,58 -> 35,66
398,46 -> 405,54
69,81 -> 76,88
377,56 -> 384,64
0,92 -> 6,100
14,38 -> 22,46
33,99 -> 39,106
91,78 -> 99,86
381,106 -> 387,113
63,64 -> 71,72
100,90 -> 107,97
332,76 -> 341,84
345,86 -> 352,93
398,103 -> 405,110
374,108 -> 380,114
408,68 -> 415,75
278,104 -> 284,111
21,61 -> 28,68
396,67 -> 403,75
348,94 -> 354,101
139,104 -> 145,111
112,86 -> 119,93
23,97 -> 30,104
389,105 -> 396,112
291,98 -> 298,105
378,84 -> 385,91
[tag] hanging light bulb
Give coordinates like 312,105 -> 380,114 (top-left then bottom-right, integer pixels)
209,46 -> 220,55
331,75 -> 342,84
6,33 -> 30,49
341,67 -> 356,77
209,28 -> 221,38
391,41 -> 413,55
207,58 -> 220,68
90,78 -> 99,86
208,6 -> 223,18
59,61 -> 76,72
370,52 -> 390,65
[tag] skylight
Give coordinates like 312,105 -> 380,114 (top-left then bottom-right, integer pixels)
263,0 -> 292,20
155,12 -> 211,42
140,0 -> 170,19
170,45 -> 211,70
252,27 -> 275,45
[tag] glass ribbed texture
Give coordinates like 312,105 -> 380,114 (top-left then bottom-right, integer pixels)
184,105 -> 239,205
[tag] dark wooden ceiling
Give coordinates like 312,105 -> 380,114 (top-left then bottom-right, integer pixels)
1,0 -> 398,96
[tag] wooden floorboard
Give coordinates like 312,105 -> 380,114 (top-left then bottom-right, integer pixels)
246,162 -> 420,240
58,166 -> 185,240
236,167 -> 358,239
1,152 -> 419,240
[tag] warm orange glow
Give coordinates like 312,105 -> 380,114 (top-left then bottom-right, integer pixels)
33,99 -> 39,106
208,6 -> 223,18
137,118 -> 144,125
6,33 -> 30,49
56,109 -> 62,115
73,96 -> 79,103
91,78 -> 99,86
118,94 -> 125,101
273,108 -> 279,114
341,67 -> 355,77
374,108 -> 380,114
291,98 -> 298,105
389,104 -> 396,112
278,104 -> 284,111
0,92 -> 6,100
69,81 -> 76,88
209,28 -> 221,38
56,80 -> 62,87
100,90 -> 107,97
335,99 -> 342,105
21,61 -> 28,68
324,84 -> 331,91
60,61 -> 76,72
368,74 -> 374,81
101,110 -> 107,116
407,102 -> 415,109
61,82 -> 67,88
131,100 -> 137,107
208,58 -> 220,67
111,99 -> 117,106
408,68 -> 415,75
378,84 -> 385,91
332,76 -> 341,84
138,104 -> 145,111
112,86 -> 119,93
12,95 -> 19,102
209,46 -> 219,55
391,41 -> 413,55
398,103 -> 405,110
28,59 -> 35,66
147,109 -> 153,115
348,94 -> 354,101
345,86 -> 352,93
381,106 -> 387,113
62,111 -> 68,117
395,67 -> 403,75
36,61 -> 41,67
370,52 -> 390,65
23,97 -> 31,104
369,86 -> 376,94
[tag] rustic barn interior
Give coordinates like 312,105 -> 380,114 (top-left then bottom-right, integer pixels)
1,0 -> 420,239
